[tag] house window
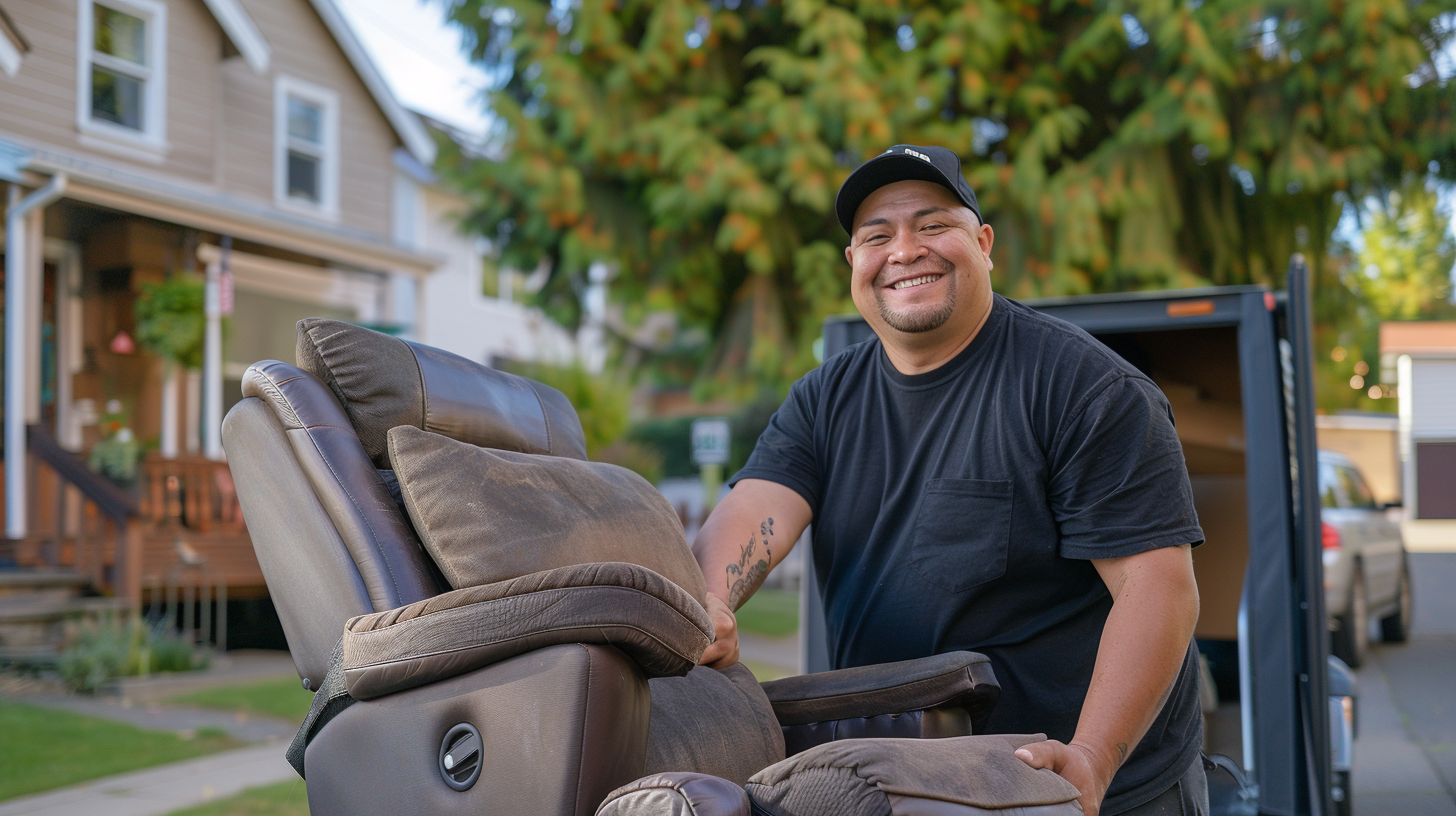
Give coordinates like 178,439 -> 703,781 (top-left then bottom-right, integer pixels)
77,0 -> 167,147
274,77 -> 339,215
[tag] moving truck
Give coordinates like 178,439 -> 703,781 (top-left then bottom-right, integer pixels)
810,259 -> 1349,816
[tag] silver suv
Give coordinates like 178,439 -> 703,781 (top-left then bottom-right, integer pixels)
1319,450 -> 1412,667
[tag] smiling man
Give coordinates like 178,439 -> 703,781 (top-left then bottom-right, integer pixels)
691,146 -> 1208,815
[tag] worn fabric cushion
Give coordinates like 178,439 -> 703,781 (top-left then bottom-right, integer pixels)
387,425 -> 709,603
644,664 -> 786,786
296,318 -> 587,467
340,562 -> 713,699
745,735 -> 1082,816
596,773 -> 751,816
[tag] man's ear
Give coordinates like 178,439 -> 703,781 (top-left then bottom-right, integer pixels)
844,244 -> 854,266
978,224 -> 995,263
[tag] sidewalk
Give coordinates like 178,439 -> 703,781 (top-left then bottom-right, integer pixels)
1351,551 -> 1456,816
0,743 -> 298,816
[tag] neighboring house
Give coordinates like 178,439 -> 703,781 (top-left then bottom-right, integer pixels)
1381,321 -> 1456,521
0,0 -> 574,645
1315,413 -> 1401,507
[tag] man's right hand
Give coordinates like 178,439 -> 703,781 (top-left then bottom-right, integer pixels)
698,593 -> 740,668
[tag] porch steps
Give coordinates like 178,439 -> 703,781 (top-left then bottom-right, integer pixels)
0,569 -> 130,660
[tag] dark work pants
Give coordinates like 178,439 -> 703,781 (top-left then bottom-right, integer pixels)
1109,755 -> 1211,816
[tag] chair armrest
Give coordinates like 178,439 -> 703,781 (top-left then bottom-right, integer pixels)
340,562 -> 713,700
758,652 -> 1000,755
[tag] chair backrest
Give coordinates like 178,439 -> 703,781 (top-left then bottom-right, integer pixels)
222,320 -> 588,689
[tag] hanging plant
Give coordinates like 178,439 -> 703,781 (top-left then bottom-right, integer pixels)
134,273 -> 205,370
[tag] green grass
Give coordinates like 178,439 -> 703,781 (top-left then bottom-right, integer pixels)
735,588 -> 800,638
0,700 -> 241,801
164,780 -> 310,816
166,676 -> 314,724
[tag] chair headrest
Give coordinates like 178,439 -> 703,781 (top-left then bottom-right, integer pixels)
295,319 -> 588,468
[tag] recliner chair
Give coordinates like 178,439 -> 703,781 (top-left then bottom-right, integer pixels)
222,319 -> 1081,816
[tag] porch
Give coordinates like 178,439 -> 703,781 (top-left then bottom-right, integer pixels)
0,427 -> 265,656
2,152 -> 438,654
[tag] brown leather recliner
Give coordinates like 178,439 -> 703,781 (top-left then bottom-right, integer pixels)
223,319 -> 1077,816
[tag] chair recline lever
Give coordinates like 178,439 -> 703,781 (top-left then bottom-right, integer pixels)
438,723 -> 484,791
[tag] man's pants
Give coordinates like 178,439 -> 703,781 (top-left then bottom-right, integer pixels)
1110,755 -> 1211,816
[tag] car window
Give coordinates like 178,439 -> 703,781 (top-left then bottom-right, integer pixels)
1339,467 -> 1378,509
1318,462 -> 1344,509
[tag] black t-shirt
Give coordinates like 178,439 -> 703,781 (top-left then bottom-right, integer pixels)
731,295 -> 1206,813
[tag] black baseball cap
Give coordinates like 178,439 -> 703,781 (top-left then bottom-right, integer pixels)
835,145 -> 982,234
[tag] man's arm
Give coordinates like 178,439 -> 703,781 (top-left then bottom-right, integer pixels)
692,478 -> 813,669
1014,544 -> 1200,816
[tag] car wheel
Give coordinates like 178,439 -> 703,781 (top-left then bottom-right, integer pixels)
1332,564 -> 1368,668
1331,769 -> 1353,816
1379,559 -> 1413,643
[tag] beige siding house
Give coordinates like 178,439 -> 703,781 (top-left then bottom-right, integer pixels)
0,0 -> 572,641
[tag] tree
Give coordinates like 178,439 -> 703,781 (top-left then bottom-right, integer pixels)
439,0 -> 1456,394
1315,179 -> 1456,412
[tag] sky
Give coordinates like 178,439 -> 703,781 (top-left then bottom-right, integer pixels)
333,0 -> 494,136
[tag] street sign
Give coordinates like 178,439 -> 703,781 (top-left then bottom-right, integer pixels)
690,418 -> 731,466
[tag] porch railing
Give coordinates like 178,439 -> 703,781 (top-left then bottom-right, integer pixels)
138,454 -> 242,533
24,425 -> 143,608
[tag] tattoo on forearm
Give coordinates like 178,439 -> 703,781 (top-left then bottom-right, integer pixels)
726,518 -> 774,609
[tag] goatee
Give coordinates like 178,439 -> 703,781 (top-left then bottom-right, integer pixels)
875,255 -> 957,333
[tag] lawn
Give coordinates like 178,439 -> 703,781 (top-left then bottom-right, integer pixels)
166,676 -> 314,724
165,781 -> 309,816
0,700 -> 239,801
735,587 -> 800,638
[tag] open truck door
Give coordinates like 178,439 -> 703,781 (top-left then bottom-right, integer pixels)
808,258 -> 1336,816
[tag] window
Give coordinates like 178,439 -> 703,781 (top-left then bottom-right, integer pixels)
274,76 -> 339,216
77,0 -> 167,148
1337,467 -> 1378,510
1318,462 -> 1344,509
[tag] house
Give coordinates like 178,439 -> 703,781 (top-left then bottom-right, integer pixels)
0,0 -> 574,649
1380,321 -> 1456,523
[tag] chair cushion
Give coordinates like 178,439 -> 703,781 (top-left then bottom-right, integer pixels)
340,562 -> 713,699
745,735 -> 1083,816
296,318 -> 587,468
645,664 -> 786,786
386,425 -> 709,604
596,773 -> 751,816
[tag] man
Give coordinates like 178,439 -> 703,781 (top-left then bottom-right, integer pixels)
692,146 -> 1207,816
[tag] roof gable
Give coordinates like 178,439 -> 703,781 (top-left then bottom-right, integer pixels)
304,0 -> 436,166
202,0 -> 271,74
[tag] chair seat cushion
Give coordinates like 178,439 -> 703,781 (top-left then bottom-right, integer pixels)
745,735 -> 1083,816
340,562 -> 713,699
645,664 -> 786,786
386,425 -> 709,604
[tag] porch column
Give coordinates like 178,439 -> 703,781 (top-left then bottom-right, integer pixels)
159,363 -> 179,458
203,255 -> 224,460
3,173 -> 66,541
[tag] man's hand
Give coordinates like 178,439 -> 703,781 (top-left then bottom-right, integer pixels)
1015,740 -> 1115,816
698,593 -> 740,669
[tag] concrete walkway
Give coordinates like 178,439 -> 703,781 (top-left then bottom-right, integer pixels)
1,649 -> 304,816
1351,550 -> 1456,815
0,743 -> 299,816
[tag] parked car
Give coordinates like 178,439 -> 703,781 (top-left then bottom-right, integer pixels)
1319,450 -> 1413,668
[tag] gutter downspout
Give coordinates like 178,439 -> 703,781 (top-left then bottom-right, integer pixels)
5,173 -> 67,541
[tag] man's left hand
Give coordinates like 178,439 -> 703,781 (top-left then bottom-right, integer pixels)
1014,739 -> 1116,816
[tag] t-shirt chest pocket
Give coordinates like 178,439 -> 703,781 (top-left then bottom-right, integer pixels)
909,478 -> 1013,593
